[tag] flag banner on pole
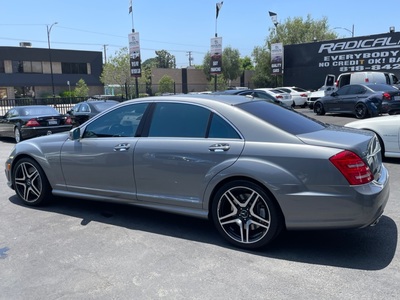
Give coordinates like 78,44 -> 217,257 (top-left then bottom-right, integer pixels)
128,32 -> 141,77
216,2 -> 223,19
210,37 -> 222,74
269,11 -> 278,26
129,0 -> 132,14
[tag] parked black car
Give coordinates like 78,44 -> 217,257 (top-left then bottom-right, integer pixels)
313,83 -> 400,119
0,105 -> 72,143
67,100 -> 119,126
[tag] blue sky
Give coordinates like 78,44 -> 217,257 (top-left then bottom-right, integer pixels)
0,0 -> 396,68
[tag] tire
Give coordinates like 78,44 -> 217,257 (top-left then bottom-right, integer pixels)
355,103 -> 368,119
12,158 -> 52,206
211,180 -> 282,249
14,127 -> 22,143
314,102 -> 325,115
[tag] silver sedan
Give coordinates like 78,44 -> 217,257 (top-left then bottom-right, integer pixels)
4,95 -> 390,249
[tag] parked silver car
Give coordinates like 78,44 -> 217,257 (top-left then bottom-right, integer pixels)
4,95 -> 390,249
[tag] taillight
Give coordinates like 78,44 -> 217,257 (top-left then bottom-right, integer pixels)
65,116 -> 72,125
276,95 -> 283,99
25,119 -> 40,127
329,150 -> 373,185
300,93 -> 307,97
383,92 -> 391,100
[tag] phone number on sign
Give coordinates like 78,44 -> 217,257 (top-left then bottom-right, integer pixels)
340,64 -> 400,72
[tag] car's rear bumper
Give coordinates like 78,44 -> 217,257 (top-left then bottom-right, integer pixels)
281,164 -> 390,230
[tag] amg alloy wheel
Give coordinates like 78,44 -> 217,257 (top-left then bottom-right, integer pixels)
12,158 -> 51,206
212,180 -> 282,249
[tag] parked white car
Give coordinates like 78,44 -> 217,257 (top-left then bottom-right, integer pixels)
255,88 -> 294,107
345,115 -> 400,158
276,86 -> 310,107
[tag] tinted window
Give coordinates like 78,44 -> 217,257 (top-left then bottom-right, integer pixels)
348,85 -> 366,95
208,114 -> 240,139
237,101 -> 326,135
368,84 -> 398,92
83,103 -> 148,138
337,85 -> 352,95
149,103 -> 210,137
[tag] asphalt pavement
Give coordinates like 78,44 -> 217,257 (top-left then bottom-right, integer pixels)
0,108 -> 399,299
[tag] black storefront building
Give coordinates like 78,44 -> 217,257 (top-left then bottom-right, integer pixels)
283,32 -> 400,90
0,45 -> 104,100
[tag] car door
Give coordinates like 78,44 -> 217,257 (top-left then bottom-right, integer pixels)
0,109 -> 18,138
134,102 -> 245,209
325,85 -> 352,112
343,85 -> 369,112
60,102 -> 149,200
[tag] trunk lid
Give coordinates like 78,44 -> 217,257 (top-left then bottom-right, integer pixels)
297,125 -> 382,180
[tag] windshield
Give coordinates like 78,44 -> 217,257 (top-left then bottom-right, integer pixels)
237,100 -> 327,135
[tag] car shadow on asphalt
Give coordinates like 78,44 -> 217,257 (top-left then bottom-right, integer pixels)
8,195 -> 397,271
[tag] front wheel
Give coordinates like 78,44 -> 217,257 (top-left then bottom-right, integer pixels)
355,103 -> 368,119
211,180 -> 282,249
314,102 -> 325,115
12,158 -> 52,206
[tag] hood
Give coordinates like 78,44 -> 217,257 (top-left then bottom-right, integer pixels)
20,131 -> 70,145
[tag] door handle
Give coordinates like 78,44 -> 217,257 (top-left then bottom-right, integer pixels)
209,143 -> 230,152
114,143 -> 130,151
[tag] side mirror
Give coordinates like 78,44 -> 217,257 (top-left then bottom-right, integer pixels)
69,127 -> 81,140
331,92 -> 338,97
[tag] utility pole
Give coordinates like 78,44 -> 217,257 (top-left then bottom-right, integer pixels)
103,44 -> 108,64
186,51 -> 193,67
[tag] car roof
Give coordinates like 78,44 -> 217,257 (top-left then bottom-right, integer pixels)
125,93 -> 256,107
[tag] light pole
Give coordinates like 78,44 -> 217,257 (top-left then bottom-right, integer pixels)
334,25 -> 354,37
47,22 -> 58,98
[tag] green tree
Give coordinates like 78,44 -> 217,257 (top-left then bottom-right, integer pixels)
100,47 -> 136,99
155,50 -> 176,68
240,56 -> 254,70
158,75 -> 174,94
74,79 -> 89,97
252,15 -> 338,88
202,46 -> 242,87
222,46 -> 241,85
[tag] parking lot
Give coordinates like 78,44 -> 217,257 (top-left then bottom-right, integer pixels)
0,108 -> 399,299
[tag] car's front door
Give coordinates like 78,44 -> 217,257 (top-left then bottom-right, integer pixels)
134,102 -> 245,209
60,102 -> 149,200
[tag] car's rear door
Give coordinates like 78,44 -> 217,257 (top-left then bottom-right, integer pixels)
134,102 -> 245,209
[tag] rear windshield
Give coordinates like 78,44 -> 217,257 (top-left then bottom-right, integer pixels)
237,101 -> 327,135
368,84 -> 398,92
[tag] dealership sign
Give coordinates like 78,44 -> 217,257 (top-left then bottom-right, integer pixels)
283,32 -> 400,89
210,37 -> 222,74
128,32 -> 141,77
271,43 -> 283,75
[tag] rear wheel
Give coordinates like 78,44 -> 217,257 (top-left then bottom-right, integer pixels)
12,158 -> 52,206
14,127 -> 22,143
212,180 -> 282,249
355,103 -> 368,119
314,102 -> 325,115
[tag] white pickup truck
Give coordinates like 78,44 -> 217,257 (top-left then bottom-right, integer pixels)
307,71 -> 399,108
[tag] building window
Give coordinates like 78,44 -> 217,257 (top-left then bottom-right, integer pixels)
0,60 -> 4,73
12,61 -> 23,73
11,61 -> 43,73
62,62 -> 88,74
